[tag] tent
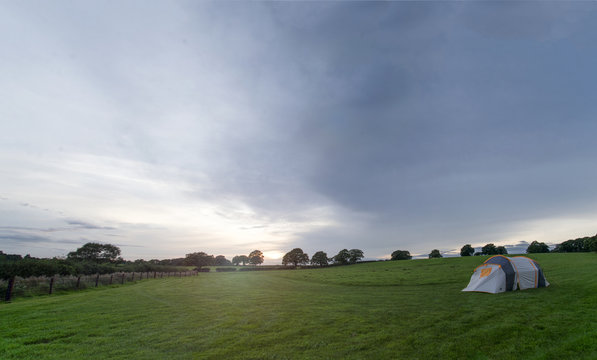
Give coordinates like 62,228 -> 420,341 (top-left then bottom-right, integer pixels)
462,255 -> 549,294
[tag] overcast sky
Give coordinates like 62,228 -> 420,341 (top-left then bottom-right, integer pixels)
1,1 -> 597,262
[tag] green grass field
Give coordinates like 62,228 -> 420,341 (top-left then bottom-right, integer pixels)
1,253 -> 596,359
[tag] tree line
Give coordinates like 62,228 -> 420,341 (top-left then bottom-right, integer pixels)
397,233 -> 597,260
456,233 -> 597,257
281,248 -> 364,267
0,243 -> 186,280
3,232 -> 596,278
183,250 -> 265,269
184,248 -> 366,268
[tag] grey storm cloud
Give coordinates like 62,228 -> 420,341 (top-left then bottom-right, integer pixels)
1,1 -> 597,259
200,3 -> 597,229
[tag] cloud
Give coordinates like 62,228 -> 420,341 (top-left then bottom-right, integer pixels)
1,2 -> 597,260
0,230 -> 82,245
65,219 -> 115,231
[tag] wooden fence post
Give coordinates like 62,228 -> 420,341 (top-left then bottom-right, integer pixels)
110,274 -> 113,285
5,276 -> 15,302
95,274 -> 100,287
76,276 -> 81,289
49,277 -> 54,295
140,272 -> 143,280
132,272 -> 135,281
121,273 -> 125,284
154,271 -> 157,279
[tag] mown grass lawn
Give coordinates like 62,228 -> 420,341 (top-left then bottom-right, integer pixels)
0,253 -> 596,359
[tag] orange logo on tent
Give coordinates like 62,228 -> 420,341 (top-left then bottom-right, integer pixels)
480,268 -> 492,278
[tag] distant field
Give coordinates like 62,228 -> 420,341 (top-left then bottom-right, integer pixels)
1,253 -> 596,359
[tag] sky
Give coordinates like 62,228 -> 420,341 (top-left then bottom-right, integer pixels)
1,1 -> 597,262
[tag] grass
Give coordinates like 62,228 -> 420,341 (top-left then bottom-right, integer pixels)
0,253 -> 596,359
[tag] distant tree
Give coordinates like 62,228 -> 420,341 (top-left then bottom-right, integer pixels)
239,255 -> 250,265
0,251 -> 23,262
591,237 -> 597,252
553,239 -> 579,252
159,257 -> 186,266
474,252 -> 482,256
232,256 -> 241,266
526,241 -> 550,254
496,246 -> 508,255
332,249 -> 351,265
428,249 -> 442,259
585,237 -> 597,252
553,235 -> 597,253
214,255 -> 231,266
481,243 -> 498,255
67,243 -> 121,263
184,252 -> 214,269
248,250 -> 264,265
391,250 -> 411,261
460,244 -> 475,257
282,248 -> 309,267
310,251 -> 329,267
348,249 -> 364,263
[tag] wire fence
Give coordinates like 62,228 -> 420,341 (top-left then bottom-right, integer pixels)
1,271 -> 198,302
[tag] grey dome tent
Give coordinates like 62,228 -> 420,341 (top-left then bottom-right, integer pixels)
462,255 -> 549,294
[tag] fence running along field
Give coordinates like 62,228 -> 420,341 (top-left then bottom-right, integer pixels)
1,271 -> 198,302
1,263 -> 375,302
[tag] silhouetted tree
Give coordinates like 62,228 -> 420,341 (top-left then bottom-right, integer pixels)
282,248 -> 309,267
429,249 -> 442,258
348,249 -> 364,263
553,235 -> 597,253
67,243 -> 121,263
391,250 -> 411,260
310,251 -> 329,267
527,241 -> 550,253
496,246 -> 508,255
460,244 -> 474,257
248,250 -> 264,265
214,255 -> 231,266
232,255 -> 250,265
481,243 -> 498,255
184,252 -> 214,269
332,249 -> 351,265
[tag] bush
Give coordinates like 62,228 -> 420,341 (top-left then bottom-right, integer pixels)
215,267 -> 237,272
